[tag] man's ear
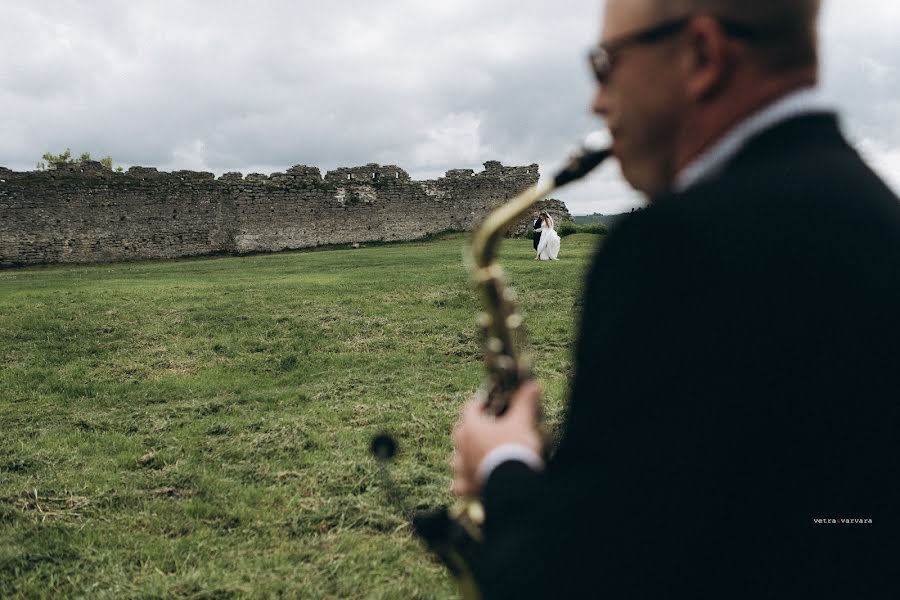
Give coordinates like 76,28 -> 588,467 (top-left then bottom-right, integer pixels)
684,16 -> 731,100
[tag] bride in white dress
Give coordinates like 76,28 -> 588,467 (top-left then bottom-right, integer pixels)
535,212 -> 561,260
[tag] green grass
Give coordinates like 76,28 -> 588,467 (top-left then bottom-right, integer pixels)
0,233 -> 602,599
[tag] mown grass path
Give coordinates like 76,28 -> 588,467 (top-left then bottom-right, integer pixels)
0,233 -> 602,599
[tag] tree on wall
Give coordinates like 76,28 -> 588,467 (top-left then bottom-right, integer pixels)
37,148 -> 72,169
36,148 -> 123,172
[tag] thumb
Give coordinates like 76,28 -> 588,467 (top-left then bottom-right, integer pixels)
507,380 -> 541,424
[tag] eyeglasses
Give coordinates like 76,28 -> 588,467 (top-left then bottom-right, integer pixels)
588,16 -> 759,84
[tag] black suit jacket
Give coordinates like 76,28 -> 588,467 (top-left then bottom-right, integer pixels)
478,114 -> 900,599
533,217 -> 543,250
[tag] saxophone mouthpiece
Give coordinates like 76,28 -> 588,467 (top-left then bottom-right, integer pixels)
553,130 -> 613,189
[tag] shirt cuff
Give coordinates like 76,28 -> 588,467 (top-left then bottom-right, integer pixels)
478,443 -> 544,483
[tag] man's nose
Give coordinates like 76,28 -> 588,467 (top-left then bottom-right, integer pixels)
591,83 -> 610,117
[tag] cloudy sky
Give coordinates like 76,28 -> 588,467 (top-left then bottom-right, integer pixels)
2,1 -> 898,215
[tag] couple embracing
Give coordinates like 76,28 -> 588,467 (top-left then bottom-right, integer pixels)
531,211 -> 561,260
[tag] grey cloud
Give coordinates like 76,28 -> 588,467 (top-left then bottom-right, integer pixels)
1,0 -> 898,215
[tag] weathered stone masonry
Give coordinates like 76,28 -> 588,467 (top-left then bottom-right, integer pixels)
0,159 -> 568,267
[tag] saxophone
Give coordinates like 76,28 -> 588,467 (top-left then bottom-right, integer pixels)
373,135 -> 612,600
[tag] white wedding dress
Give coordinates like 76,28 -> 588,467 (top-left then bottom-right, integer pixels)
537,220 -> 561,260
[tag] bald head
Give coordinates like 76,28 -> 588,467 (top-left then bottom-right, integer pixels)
648,0 -> 821,71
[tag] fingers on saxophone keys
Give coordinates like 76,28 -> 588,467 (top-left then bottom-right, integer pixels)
450,452 -> 474,497
452,477 -> 474,498
463,397 -> 485,420
453,401 -> 477,444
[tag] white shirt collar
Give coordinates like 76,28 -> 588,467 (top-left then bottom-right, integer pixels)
674,87 -> 835,192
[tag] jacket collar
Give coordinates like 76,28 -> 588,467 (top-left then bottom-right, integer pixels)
674,87 -> 835,193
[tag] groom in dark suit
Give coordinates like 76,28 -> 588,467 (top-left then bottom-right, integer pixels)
452,1 -> 900,598
531,212 -> 543,251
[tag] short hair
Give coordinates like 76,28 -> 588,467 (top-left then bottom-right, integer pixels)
651,0 -> 821,71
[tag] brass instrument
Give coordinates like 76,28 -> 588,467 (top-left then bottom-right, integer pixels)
469,137 -> 613,416
373,135 -> 612,600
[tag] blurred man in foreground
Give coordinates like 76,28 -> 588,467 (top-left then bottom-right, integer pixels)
452,1 -> 900,597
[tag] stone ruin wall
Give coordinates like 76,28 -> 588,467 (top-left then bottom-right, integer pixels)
0,159 -> 571,267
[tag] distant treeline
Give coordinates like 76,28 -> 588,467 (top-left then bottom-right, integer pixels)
572,209 -> 644,228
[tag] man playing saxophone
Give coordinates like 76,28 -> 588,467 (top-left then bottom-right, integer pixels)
451,1 -> 900,598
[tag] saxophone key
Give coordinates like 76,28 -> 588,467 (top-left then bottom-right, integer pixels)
494,355 -> 516,373
505,314 -> 523,329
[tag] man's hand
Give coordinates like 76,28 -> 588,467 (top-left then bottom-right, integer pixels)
451,380 -> 543,497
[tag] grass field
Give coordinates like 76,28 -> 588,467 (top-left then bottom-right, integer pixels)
0,232 -> 602,599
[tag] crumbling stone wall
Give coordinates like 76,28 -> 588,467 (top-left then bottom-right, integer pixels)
0,159 -> 559,267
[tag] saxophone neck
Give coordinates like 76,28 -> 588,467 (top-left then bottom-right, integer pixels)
470,144 -> 611,269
